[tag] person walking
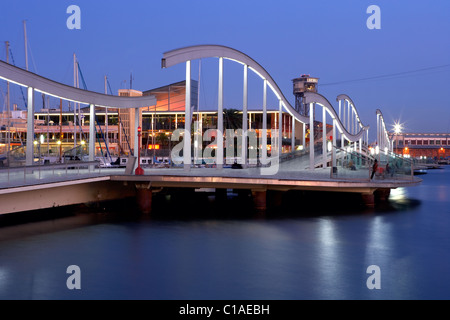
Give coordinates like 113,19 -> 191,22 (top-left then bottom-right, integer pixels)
371,159 -> 378,180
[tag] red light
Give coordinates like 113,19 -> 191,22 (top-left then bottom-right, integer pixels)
137,126 -> 142,133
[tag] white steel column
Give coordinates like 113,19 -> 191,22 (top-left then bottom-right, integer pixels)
262,79 -> 267,163
322,106 -> 327,169
89,103 -> 95,162
26,87 -> 34,166
347,102 -> 350,133
367,130 -> 369,147
278,100 -> 282,159
338,100 -> 341,123
343,101 -> 346,132
217,57 -> 224,169
332,119 -> 337,169
242,64 -> 248,167
302,123 -> 306,150
352,108 -> 355,135
309,103 -> 314,171
376,113 -> 380,149
134,107 -> 139,161
184,60 -> 192,171
291,115 -> 295,152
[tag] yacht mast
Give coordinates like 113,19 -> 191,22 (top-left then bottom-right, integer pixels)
23,20 -> 28,71
73,53 -> 77,147
5,41 -> 10,163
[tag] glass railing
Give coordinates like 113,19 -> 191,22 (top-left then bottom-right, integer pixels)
62,144 -> 89,162
331,146 -> 373,180
331,146 -> 414,181
379,151 -> 414,180
0,160 -> 121,188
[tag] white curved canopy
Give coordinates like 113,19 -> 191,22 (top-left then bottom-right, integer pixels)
337,94 -> 369,130
163,45 -> 369,143
0,60 -> 156,109
304,92 -> 369,142
162,44 -> 310,124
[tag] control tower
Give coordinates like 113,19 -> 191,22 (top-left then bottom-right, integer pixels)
292,75 -> 319,116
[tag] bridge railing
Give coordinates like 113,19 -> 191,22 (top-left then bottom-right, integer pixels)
331,146 -> 372,180
331,146 -> 414,181
378,151 -> 414,180
0,161 -> 123,188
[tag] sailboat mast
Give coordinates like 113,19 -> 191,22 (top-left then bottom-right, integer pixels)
104,75 -> 109,149
5,41 -> 10,161
73,53 -> 77,147
23,20 -> 28,71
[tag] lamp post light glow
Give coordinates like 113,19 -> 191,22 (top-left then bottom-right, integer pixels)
393,121 -> 403,155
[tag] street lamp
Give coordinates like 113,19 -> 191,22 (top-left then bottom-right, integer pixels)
34,140 -> 42,165
393,122 -> 402,154
81,140 -> 86,161
135,126 -> 144,175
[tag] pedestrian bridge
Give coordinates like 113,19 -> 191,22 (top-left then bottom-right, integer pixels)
0,44 -> 422,215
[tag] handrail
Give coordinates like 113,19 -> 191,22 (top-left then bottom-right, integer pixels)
0,161 -> 100,173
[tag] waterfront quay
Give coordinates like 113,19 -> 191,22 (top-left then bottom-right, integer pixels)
0,156 -> 421,216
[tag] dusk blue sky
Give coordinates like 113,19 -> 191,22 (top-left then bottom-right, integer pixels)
1,0 -> 449,136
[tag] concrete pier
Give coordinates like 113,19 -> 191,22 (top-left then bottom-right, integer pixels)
252,190 -> 267,212
361,193 -> 375,208
135,183 -> 153,215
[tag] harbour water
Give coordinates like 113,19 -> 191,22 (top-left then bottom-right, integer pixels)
0,167 -> 449,300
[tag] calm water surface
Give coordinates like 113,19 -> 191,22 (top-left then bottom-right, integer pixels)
0,167 -> 449,300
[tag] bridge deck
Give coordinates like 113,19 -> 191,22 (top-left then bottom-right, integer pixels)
0,163 -> 421,194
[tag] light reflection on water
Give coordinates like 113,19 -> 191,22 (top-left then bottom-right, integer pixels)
0,168 -> 450,300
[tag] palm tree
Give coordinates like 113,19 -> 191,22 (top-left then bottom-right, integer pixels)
223,108 -> 242,130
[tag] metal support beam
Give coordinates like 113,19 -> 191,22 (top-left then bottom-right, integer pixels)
26,87 -> 34,166
347,101 -> 350,133
242,64 -> 248,167
291,115 -> 295,152
134,107 -> 139,167
278,100 -> 283,159
332,119 -> 337,168
89,103 -> 95,162
309,103 -> 314,171
302,123 -> 306,151
184,60 -> 192,171
322,106 -> 327,169
262,79 -> 267,163
217,57 -> 224,169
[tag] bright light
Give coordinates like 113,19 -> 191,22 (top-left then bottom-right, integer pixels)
327,141 -> 332,152
370,147 -> 375,155
33,140 -> 38,146
393,122 -> 403,134
384,147 -> 388,154
40,135 -> 45,144
375,146 -> 380,155
81,140 -> 86,146
57,140 -> 62,145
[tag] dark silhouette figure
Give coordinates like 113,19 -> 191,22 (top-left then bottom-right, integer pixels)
371,159 -> 378,180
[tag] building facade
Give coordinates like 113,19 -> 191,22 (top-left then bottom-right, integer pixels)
393,133 -> 450,159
